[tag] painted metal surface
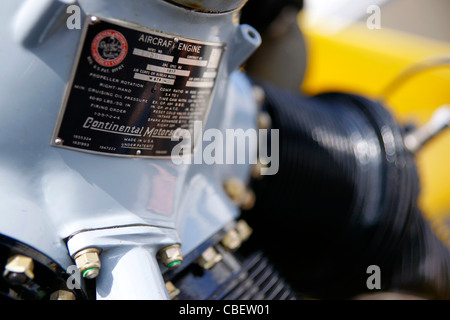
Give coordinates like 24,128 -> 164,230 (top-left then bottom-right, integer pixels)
165,0 -> 248,13
0,0 -> 260,299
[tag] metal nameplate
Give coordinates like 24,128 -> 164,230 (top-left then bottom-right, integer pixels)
52,15 -> 225,158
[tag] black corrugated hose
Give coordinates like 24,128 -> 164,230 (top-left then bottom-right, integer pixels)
242,82 -> 450,299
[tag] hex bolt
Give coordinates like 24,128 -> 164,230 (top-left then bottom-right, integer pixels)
221,229 -> 242,251
2,255 -> 34,285
257,111 -> 272,130
251,157 -> 270,180
223,178 -> 256,210
196,247 -> 223,270
158,244 -> 183,270
235,220 -> 253,242
73,248 -> 101,280
240,189 -> 256,211
50,290 -> 76,300
223,178 -> 246,204
165,281 -> 180,300
221,220 -> 253,251
251,160 -> 263,180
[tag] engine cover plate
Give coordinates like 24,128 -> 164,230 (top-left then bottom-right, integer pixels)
52,16 -> 225,158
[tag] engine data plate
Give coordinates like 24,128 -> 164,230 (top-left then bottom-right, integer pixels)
52,16 -> 224,158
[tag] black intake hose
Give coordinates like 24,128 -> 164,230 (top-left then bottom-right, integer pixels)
243,83 -> 450,299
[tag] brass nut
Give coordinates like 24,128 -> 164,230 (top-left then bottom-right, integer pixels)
221,229 -> 242,251
3,255 -> 34,285
165,281 -> 180,300
257,111 -> 272,130
240,189 -> 256,211
158,244 -> 183,270
196,247 -> 223,270
235,220 -> 253,242
74,248 -> 101,279
223,178 -> 247,204
221,220 -> 253,251
50,290 -> 76,300
223,178 -> 256,210
251,159 -> 268,180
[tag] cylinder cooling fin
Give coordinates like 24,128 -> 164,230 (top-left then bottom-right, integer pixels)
243,82 -> 450,300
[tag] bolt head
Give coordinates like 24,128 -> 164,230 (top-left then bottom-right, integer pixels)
74,248 -> 101,279
251,159 -> 269,179
221,229 -> 242,251
257,111 -> 272,130
158,244 -> 183,270
235,220 -> 253,241
196,247 -> 222,270
165,281 -> 180,300
50,290 -> 76,300
223,178 -> 246,204
3,255 -> 34,285
240,189 -> 256,211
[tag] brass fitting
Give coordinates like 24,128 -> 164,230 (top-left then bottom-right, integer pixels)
235,219 -> 253,242
50,290 -> 76,300
158,244 -> 183,270
221,229 -> 242,251
73,248 -> 101,279
257,111 -> 272,130
165,281 -> 180,300
223,178 -> 246,204
251,158 -> 268,180
196,247 -> 223,270
240,189 -> 256,211
2,254 -> 34,285
223,178 -> 256,210
221,220 -> 253,251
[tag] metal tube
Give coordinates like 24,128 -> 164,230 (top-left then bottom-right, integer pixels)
404,105 -> 450,154
96,247 -> 169,300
